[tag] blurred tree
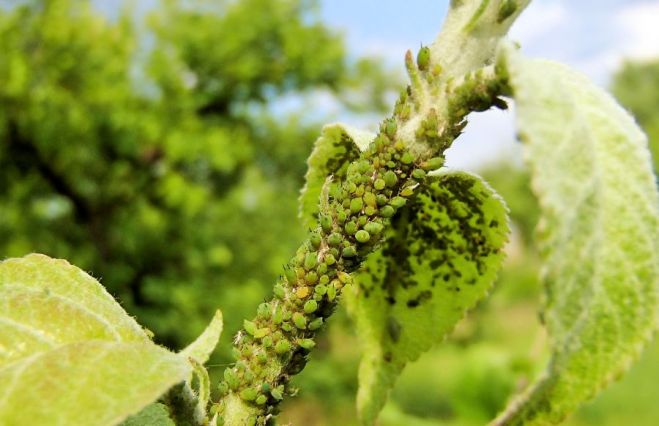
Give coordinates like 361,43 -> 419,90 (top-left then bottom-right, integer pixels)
0,0 -> 395,351
612,59 -> 659,173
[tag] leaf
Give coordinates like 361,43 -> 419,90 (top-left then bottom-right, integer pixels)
299,123 -> 374,229
0,254 -> 191,425
180,310 -> 223,364
493,50 -> 659,425
120,403 -> 175,426
349,171 -> 509,424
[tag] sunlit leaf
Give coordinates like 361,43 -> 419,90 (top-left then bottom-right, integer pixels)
0,254 -> 191,425
492,49 -> 659,425
299,123 -> 374,229
349,171 -> 509,424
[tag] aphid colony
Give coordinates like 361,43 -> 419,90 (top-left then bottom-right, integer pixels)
216,44 -> 456,420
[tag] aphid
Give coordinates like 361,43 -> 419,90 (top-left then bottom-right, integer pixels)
257,302 -> 271,320
363,192 -> 377,207
421,156 -> 444,171
390,196 -> 406,209
326,283 -> 337,301
383,170 -> 398,187
380,206 -> 395,218
324,253 -> 336,265
255,394 -> 267,405
412,168 -> 427,180
271,386 -> 284,401
240,387 -> 258,402
416,45 -> 431,71
384,119 -> 397,139
308,317 -> 324,331
296,286 -> 310,299
275,340 -> 291,355
274,284 -> 286,299
292,312 -> 307,329
314,284 -> 327,296
355,230 -> 371,243
342,246 -> 357,257
224,369 -> 240,390
304,299 -> 318,314
350,197 -> 363,214
298,339 -> 316,350
309,232 -> 322,249
304,252 -> 318,270
320,215 -> 332,232
254,327 -> 270,339
262,335 -> 273,348
401,152 -> 414,165
284,267 -> 296,285
373,178 -> 386,191
243,320 -> 257,336
305,271 -> 318,285
364,222 -> 384,235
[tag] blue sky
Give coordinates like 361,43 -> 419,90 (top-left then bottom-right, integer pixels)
314,0 -> 659,169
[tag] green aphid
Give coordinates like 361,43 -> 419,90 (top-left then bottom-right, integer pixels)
272,307 -> 284,325
305,271 -> 318,285
347,182 -> 357,193
243,320 -> 257,336
337,210 -> 347,224
292,312 -> 307,329
309,317 -> 324,331
376,194 -> 388,206
217,381 -> 229,397
317,262 -> 328,275
364,206 -> 376,216
315,284 -> 328,296
412,168 -> 426,180
373,178 -> 386,190
261,383 -> 271,393
319,274 -> 330,285
298,339 -> 316,350
421,156 -> 444,171
364,221 -> 384,235
384,119 -> 397,138
400,187 -> 414,197
390,196 -> 407,209
284,267 -> 296,285
384,170 -> 398,187
275,340 -> 291,355
363,192 -> 377,207
309,232 -> 322,249
345,221 -> 358,235
326,284 -> 337,301
328,232 -> 342,246
304,299 -> 318,314
324,253 -> 336,265
257,303 -> 271,320
401,151 -> 414,165
257,352 -> 268,364
271,386 -> 284,401
417,45 -> 431,71
357,215 -> 368,226
281,322 -> 293,332
350,197 -> 363,214
254,327 -> 270,339
240,387 -> 258,402
274,283 -> 286,299
342,246 -> 357,257
255,395 -> 267,405
262,335 -> 273,348
355,230 -> 371,243
304,252 -> 318,270
224,369 -> 240,390
380,205 -> 395,218
320,215 -> 332,232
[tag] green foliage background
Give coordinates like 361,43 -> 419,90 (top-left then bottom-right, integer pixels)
0,1 -> 656,424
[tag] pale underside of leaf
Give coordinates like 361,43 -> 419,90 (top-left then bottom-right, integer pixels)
493,50 -> 659,425
0,341 -> 189,426
298,123 -> 374,229
350,171 -> 509,425
0,254 -> 196,425
180,309 -> 223,365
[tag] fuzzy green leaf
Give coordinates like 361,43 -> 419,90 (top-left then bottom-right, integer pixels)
493,51 -> 659,425
180,310 -> 223,365
0,254 -> 191,425
120,403 -> 175,426
349,171 -> 509,424
299,123 -> 374,228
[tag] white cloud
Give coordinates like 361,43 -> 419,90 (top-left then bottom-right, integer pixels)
509,1 -> 568,44
617,1 -> 659,60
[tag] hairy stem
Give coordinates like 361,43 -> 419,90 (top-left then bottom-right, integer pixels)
215,1 -> 529,424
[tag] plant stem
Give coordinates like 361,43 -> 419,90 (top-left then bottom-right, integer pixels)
215,1 -> 529,424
